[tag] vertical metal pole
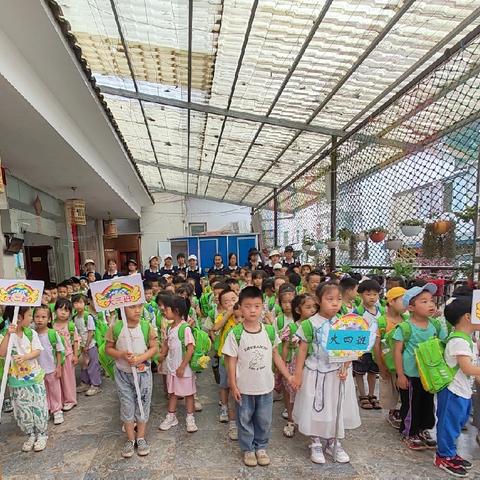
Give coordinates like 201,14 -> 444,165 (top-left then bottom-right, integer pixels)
273,188 -> 279,247
473,148 -> 480,284
330,136 -> 338,271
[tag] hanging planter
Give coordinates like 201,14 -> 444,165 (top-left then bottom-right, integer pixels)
399,219 -> 423,237
385,239 -> 403,251
326,240 -> 338,249
355,232 -> 366,242
368,228 -> 387,243
432,220 -> 454,235
339,241 -> 349,251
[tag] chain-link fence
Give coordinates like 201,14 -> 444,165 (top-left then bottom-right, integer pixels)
257,26 -> 480,280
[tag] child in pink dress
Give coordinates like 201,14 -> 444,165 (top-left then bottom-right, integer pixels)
53,299 -> 79,411
158,295 -> 198,433
34,305 -> 65,425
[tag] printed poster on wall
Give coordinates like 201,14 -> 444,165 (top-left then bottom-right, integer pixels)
89,274 -> 145,312
0,279 -> 44,306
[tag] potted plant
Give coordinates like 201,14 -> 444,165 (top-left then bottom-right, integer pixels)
385,237 -> 403,250
302,233 -> 315,249
399,219 -> 424,237
337,228 -> 352,251
432,219 -> 454,235
354,231 -> 366,242
392,260 -> 416,281
326,238 -> 338,249
368,227 -> 387,243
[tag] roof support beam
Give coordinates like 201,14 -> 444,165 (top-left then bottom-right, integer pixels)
186,0 -> 193,193
221,0 -> 334,201
134,159 -> 278,188
100,85 -> 346,138
148,187 -> 256,207
239,0 -> 415,204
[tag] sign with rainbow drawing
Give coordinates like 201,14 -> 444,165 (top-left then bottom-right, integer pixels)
326,313 -> 373,362
471,289 -> 480,324
0,279 -> 44,306
90,274 -> 145,312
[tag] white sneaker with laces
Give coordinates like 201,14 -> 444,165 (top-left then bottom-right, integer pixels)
62,402 -> 75,412
281,408 -> 289,419
228,421 -> 238,440
159,412 -> 179,431
310,441 -> 325,464
33,435 -> 48,452
22,434 -> 36,452
219,405 -> 228,423
76,382 -> 90,393
53,411 -> 64,425
85,386 -> 101,396
325,440 -> 350,463
186,414 -> 198,433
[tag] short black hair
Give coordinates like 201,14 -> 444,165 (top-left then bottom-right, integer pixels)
173,276 -> 185,285
252,270 -> 266,280
386,276 -> 407,289
444,297 -> 472,326
71,293 -> 86,304
55,298 -> 73,312
339,277 -> 358,291
219,288 -> 235,304
262,278 -> 275,293
278,283 -> 296,295
239,286 -> 262,304
288,272 -> 301,287
225,278 -> 239,287
70,277 -> 80,285
177,252 -> 185,260
143,280 -> 153,291
358,279 -> 381,294
213,282 -> 229,292
452,285 -> 473,297
306,270 -> 322,282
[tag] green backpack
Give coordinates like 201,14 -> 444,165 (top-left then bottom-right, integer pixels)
80,312 -> 108,349
415,330 -> 471,394
177,323 -> 212,373
299,318 -> 315,354
98,320 -> 152,379
232,323 -> 276,346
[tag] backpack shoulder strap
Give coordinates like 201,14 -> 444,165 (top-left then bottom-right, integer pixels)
355,305 -> 365,315
232,323 -> 244,345
112,320 -> 123,342
300,319 -> 313,343
47,328 -> 57,347
23,327 -> 33,343
178,323 -> 188,346
377,315 -> 387,337
277,314 -> 284,331
397,321 -> 412,344
448,331 -> 473,349
264,324 -> 275,346
139,320 -> 151,346
431,318 -> 442,337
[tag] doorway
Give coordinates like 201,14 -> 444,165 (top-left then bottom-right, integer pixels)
24,245 -> 51,283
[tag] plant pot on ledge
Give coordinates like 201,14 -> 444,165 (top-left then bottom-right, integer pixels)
369,230 -> 387,243
432,220 -> 454,235
400,224 -> 422,237
385,239 -> 403,251
338,241 -> 349,251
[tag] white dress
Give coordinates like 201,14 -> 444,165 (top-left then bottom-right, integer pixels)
292,313 -> 361,438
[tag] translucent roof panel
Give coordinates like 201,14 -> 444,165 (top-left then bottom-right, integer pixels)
53,0 -> 480,207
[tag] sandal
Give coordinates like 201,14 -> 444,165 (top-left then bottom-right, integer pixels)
359,396 -> 373,409
368,395 -> 382,410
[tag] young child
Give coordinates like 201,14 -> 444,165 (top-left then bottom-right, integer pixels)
57,282 -> 69,300
212,289 -> 239,438
252,270 -> 265,290
293,283 -> 361,464
105,303 -> 158,458
53,298 -> 79,411
353,279 -> 382,410
159,295 -> 198,434
33,305 -> 65,425
142,281 -> 158,326
223,286 -> 295,467
281,293 -> 317,438
373,287 -> 406,429
339,277 -> 359,315
434,296 -> 478,477
72,294 -> 102,396
305,270 -> 322,297
0,306 -> 49,452
393,283 -> 447,450
275,289 -> 296,334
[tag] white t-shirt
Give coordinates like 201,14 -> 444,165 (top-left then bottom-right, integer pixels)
222,323 -> 280,395
74,314 -> 96,349
445,337 -> 475,399
115,325 -> 147,373
38,331 -> 65,374
166,321 -> 195,378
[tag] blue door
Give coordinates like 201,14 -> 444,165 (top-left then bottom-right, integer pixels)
199,238 -> 218,270
237,236 -> 257,266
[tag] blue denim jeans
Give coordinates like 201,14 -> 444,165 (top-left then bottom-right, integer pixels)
236,392 -> 273,452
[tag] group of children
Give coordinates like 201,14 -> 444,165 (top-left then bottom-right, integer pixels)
1,258 -> 479,477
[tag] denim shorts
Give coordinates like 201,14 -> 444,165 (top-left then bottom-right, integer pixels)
219,361 -> 229,389
115,366 -> 153,422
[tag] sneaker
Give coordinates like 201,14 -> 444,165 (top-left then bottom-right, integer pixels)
53,411 -> 64,425
62,403 -> 76,412
186,414 -> 198,433
310,441 -> 325,464
283,421 -> 295,438
418,430 -> 437,449
219,405 -> 228,423
281,408 -> 289,419
387,411 -> 401,430
194,398 -> 203,412
228,422 -> 238,440
452,455 -> 473,470
121,440 -> 135,458
256,449 -> 270,466
402,435 -> 427,450
136,438 -> 150,456
325,439 -> 350,463
85,386 -> 101,397
3,398 -> 13,413
76,382 -> 90,393
434,455 -> 468,478
33,435 -> 48,452
22,434 -> 36,452
243,451 -> 257,467
159,412 -> 179,431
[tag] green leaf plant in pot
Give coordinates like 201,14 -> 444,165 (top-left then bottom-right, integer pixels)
337,228 -> 353,252
399,219 -> 424,237
368,227 -> 387,243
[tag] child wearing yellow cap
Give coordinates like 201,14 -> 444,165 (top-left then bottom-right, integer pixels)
373,287 -> 408,429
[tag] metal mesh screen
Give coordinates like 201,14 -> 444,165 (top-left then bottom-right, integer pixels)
258,28 -> 480,277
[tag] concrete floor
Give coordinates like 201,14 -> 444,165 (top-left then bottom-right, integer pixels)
1,372 -> 479,480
